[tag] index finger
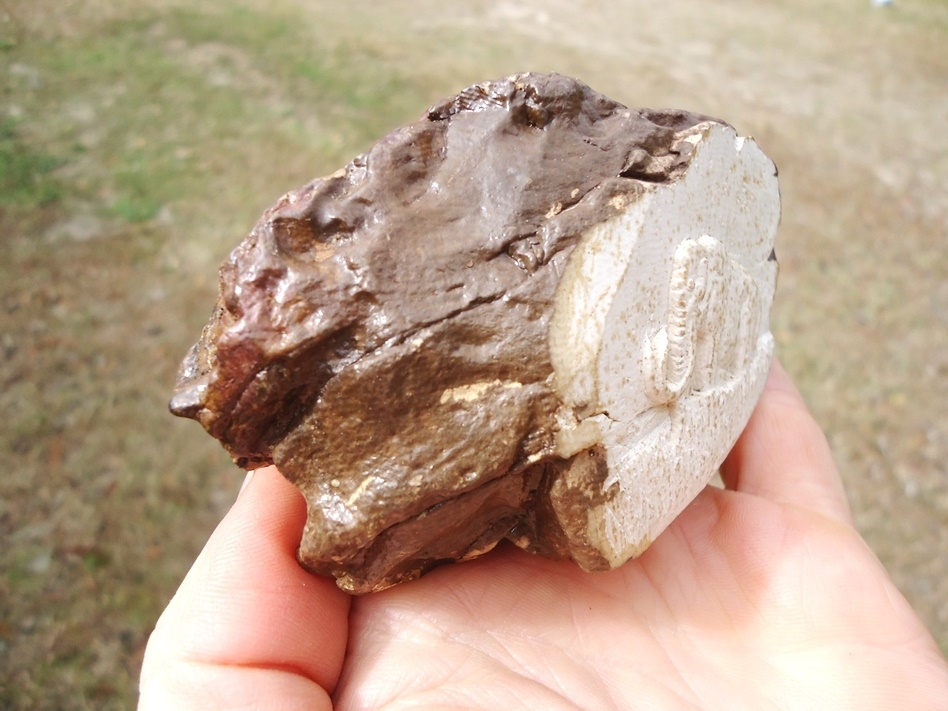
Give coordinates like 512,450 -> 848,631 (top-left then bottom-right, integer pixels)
721,359 -> 853,525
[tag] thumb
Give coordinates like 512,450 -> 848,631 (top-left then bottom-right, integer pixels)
139,466 -> 350,710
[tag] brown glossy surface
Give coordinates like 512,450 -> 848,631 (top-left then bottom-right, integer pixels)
171,72 -> 715,592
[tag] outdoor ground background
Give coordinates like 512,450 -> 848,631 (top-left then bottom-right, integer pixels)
1,0 -> 946,708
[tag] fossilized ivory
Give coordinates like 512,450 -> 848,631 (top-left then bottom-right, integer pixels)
547,124 -> 778,565
170,73 -> 779,592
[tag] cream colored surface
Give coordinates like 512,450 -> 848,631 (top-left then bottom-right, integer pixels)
550,123 -> 780,567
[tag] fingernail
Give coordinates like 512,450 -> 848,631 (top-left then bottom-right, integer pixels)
238,469 -> 255,498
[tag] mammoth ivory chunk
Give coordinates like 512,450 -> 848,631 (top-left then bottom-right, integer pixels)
170,72 -> 779,593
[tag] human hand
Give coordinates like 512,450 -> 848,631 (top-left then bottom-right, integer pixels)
139,360 -> 948,709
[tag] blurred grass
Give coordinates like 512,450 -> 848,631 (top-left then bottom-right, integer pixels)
0,118 -> 63,209
0,3 -> 443,707
1,0 -> 946,707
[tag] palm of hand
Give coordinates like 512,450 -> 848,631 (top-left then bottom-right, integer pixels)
139,365 -> 948,710
338,489 -> 919,710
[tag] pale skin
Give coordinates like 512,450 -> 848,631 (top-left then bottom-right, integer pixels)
139,360 -> 948,710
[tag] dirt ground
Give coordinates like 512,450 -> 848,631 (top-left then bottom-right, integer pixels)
1,0 -> 946,708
